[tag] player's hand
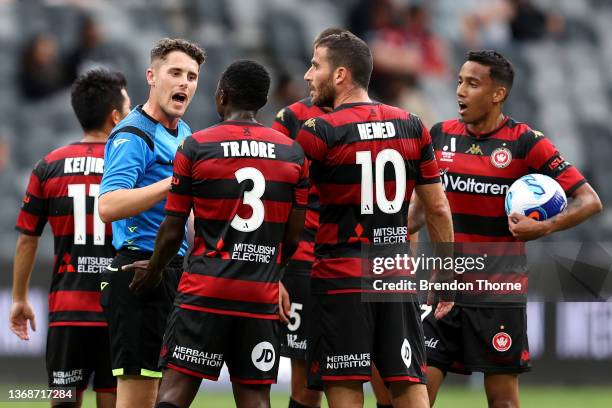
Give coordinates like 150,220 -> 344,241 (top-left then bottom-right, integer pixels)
125,260 -> 162,293
9,301 -> 36,340
278,282 -> 291,325
508,212 -> 552,241
434,301 -> 454,320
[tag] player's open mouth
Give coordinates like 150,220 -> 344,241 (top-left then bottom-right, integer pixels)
458,101 -> 468,114
172,92 -> 187,104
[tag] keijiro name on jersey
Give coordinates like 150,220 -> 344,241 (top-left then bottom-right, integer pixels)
443,173 -> 509,195
64,157 -> 104,175
357,121 -> 396,140
220,141 -> 276,158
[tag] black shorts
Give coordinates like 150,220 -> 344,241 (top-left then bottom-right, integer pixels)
280,273 -> 311,360
100,249 -> 183,378
307,294 -> 426,390
159,305 -> 280,384
46,326 -> 116,392
422,305 -> 531,375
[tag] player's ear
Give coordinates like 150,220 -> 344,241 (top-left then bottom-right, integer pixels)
111,109 -> 122,126
334,66 -> 347,85
493,86 -> 507,104
217,88 -> 226,105
146,66 -> 155,86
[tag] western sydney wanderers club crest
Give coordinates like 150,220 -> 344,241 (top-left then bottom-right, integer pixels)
492,332 -> 512,352
491,147 -> 512,168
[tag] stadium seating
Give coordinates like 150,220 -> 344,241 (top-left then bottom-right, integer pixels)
0,0 -> 610,241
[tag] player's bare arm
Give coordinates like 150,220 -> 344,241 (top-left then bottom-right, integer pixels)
126,214 -> 187,292
280,208 -> 306,267
98,176 -> 172,223
407,195 -> 426,235
279,282 -> 291,325
508,183 -> 602,241
415,183 -> 453,243
278,207 -> 305,324
415,183 -> 455,319
10,234 -> 39,340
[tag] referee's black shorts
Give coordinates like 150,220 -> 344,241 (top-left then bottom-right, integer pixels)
100,249 -> 183,378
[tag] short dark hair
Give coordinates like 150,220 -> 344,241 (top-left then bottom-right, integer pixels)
219,60 -> 271,111
71,69 -> 127,132
467,50 -> 514,93
150,38 -> 206,66
314,32 -> 373,89
314,27 -> 348,44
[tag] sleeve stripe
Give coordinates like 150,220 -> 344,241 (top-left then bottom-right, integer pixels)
109,126 -> 154,151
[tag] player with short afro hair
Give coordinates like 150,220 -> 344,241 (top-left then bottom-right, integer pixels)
217,59 -> 271,112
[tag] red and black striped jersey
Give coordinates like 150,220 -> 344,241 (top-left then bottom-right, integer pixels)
15,142 -> 114,326
272,98 -> 329,275
165,121 -> 308,320
431,117 -> 586,305
296,102 -> 440,294
272,97 -> 328,139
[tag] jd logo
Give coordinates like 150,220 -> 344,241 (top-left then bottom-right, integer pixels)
251,341 -> 275,372
401,338 -> 412,368
256,349 -> 273,363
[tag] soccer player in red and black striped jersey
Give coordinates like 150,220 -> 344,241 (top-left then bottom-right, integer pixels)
296,32 -> 453,408
127,60 -> 308,408
11,69 -> 131,408
410,50 -> 602,407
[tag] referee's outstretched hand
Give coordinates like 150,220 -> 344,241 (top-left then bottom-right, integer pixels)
125,260 -> 162,293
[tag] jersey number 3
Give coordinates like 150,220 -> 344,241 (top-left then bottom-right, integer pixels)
231,167 -> 266,232
68,184 -> 105,246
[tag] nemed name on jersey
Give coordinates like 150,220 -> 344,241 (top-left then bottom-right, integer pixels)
220,141 -> 276,158
357,121 -> 396,140
64,157 -> 104,175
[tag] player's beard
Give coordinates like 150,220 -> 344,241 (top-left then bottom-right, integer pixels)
312,76 -> 335,108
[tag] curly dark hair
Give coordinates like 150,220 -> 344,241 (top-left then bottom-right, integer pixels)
71,69 -> 127,131
150,38 -> 206,66
219,60 -> 271,111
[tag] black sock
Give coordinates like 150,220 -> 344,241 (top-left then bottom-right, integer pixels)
289,397 -> 319,408
156,402 -> 180,408
377,404 -> 393,408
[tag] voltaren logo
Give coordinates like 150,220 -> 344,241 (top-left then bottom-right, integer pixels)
442,173 -> 509,196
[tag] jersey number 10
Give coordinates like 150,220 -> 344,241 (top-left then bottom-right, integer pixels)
356,149 -> 406,214
68,184 -> 105,246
